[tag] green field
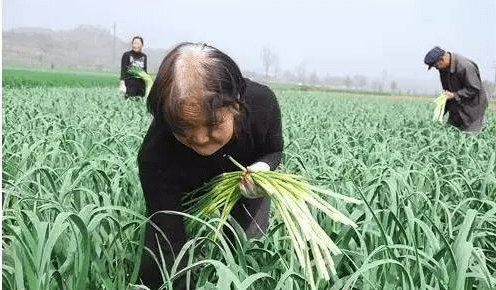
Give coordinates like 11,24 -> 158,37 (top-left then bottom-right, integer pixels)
2,67 -> 120,88
2,69 -> 496,290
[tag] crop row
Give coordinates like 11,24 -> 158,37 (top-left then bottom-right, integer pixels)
2,68 -> 120,88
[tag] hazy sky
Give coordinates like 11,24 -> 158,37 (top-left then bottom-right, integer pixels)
3,0 -> 496,91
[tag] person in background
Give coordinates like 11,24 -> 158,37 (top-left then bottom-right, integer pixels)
136,42 -> 283,290
424,46 -> 488,132
120,36 -> 147,98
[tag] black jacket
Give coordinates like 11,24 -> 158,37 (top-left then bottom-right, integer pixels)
120,50 -> 147,80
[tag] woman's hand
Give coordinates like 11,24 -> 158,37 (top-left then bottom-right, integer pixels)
239,162 -> 270,199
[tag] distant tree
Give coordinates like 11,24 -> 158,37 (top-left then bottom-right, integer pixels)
323,74 -> 335,86
296,62 -> 307,83
324,75 -> 346,87
344,76 -> 353,89
371,79 -> 383,92
282,70 -> 297,83
308,72 -> 320,85
482,80 -> 496,100
353,75 -> 367,90
272,57 -> 280,81
381,69 -> 388,92
492,61 -> 496,82
262,46 -> 277,81
390,80 -> 398,92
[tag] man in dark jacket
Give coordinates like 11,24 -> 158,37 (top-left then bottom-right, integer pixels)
424,46 -> 487,132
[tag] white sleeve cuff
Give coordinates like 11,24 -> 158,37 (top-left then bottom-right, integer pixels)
247,161 -> 270,172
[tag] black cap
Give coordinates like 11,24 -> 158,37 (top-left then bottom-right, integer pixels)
424,46 -> 445,70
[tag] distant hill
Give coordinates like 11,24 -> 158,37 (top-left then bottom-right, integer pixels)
3,25 -> 494,98
2,25 -> 168,74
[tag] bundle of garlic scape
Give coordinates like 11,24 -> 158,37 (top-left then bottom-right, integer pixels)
183,156 -> 361,290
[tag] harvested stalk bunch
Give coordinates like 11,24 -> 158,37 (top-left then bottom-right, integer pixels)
126,66 -> 154,97
433,92 -> 448,122
183,156 -> 361,289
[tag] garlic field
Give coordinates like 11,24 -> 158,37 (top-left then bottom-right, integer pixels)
2,82 -> 495,290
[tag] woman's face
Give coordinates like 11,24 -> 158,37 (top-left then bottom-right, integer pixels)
173,107 -> 235,156
131,39 -> 143,53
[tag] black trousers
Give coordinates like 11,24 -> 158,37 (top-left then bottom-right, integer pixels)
124,78 -> 146,97
137,179 -> 270,290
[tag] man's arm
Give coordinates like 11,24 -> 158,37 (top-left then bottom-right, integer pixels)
453,64 -> 483,102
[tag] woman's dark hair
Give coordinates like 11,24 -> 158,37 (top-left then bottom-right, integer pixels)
147,42 -> 247,136
132,36 -> 144,46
